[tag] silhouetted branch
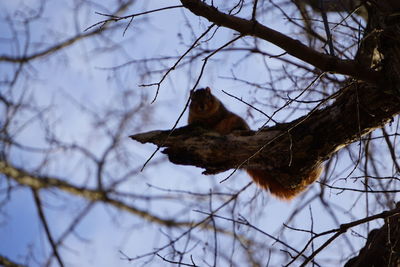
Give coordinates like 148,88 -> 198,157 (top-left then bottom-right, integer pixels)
132,82 -> 400,189
180,0 -> 379,82
344,203 -> 400,267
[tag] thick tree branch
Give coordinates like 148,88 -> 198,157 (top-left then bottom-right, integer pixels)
131,82 -> 400,188
180,0 -> 380,82
0,255 -> 26,267
345,203 -> 400,267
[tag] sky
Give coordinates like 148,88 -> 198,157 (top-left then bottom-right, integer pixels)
0,0 -> 397,266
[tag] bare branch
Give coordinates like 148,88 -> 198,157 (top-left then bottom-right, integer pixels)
132,82 -> 400,188
0,255 -> 26,267
0,160 -> 188,227
180,0 -> 380,82
84,5 -> 183,32
301,203 -> 400,266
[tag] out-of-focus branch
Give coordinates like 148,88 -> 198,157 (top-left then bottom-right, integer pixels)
0,159 -> 256,246
180,0 -> 380,82
31,189 -> 65,267
0,255 -> 26,267
0,160 -> 186,227
0,28 -> 104,63
0,1 -> 133,63
0,162 -> 265,264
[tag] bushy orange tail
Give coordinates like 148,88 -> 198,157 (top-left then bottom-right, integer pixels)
246,167 -> 322,200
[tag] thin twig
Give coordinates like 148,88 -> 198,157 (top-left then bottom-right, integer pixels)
140,34 -> 243,171
291,205 -> 400,266
141,24 -> 216,103
84,5 -> 183,32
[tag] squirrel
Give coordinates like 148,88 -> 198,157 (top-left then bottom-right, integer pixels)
188,87 -> 322,200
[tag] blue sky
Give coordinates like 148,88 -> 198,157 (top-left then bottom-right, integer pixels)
0,0 -> 397,266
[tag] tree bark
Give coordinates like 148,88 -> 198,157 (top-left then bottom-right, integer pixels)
131,81 -> 400,188
345,203 -> 400,267
131,0 -> 400,190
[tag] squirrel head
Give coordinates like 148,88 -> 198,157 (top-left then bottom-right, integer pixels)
189,87 -> 221,117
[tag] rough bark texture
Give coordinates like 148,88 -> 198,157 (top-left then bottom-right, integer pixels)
131,81 -> 399,188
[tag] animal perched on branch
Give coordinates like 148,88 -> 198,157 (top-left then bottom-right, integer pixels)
188,87 -> 322,199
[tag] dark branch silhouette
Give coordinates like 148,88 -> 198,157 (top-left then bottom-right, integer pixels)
131,82 -> 400,189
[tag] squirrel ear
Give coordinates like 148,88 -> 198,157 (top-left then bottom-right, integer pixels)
205,87 -> 211,93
